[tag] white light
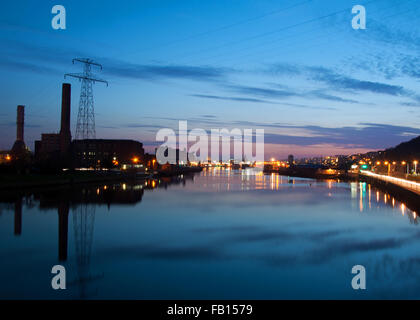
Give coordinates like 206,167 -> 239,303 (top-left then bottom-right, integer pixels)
360,170 -> 420,189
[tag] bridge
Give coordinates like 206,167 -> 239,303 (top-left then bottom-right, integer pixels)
360,170 -> 420,196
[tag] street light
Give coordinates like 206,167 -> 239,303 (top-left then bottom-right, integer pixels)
402,161 -> 408,175
414,160 -> 418,174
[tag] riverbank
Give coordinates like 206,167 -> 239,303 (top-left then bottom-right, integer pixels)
0,166 -> 203,189
0,171 -> 132,190
264,166 -> 358,181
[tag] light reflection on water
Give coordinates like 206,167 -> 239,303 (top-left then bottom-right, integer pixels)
0,168 -> 419,299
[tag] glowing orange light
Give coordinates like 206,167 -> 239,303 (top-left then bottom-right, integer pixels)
384,161 -> 389,165
132,157 -> 139,164
402,161 -> 406,165
5,155 -> 11,161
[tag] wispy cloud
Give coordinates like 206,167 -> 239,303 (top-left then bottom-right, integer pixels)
189,94 -> 274,104
103,61 -> 230,82
264,123 -> 420,149
309,67 -> 406,96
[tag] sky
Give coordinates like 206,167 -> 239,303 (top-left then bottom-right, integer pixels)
0,0 -> 419,159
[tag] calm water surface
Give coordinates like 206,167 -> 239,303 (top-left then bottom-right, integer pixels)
0,168 -> 419,299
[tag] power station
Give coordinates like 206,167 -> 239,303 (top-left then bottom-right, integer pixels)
1,59 -> 147,170
33,59 -> 144,168
34,82 -> 144,168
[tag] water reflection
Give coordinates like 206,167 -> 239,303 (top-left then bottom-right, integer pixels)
349,181 -> 418,225
0,174 -> 195,298
1,170 -> 420,299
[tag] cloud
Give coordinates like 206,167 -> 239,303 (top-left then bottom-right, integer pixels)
300,65 -> 407,96
0,59 -> 61,75
263,123 -> 420,149
228,84 -> 297,99
223,83 -> 357,105
191,93 -> 337,110
103,61 -> 229,82
135,116 -> 420,150
311,70 -> 406,96
190,94 -> 275,104
124,123 -> 165,129
0,39 -> 231,83
268,63 -> 413,98
308,90 -> 358,104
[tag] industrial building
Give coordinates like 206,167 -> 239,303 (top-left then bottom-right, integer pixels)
72,139 -> 144,168
35,83 -> 72,161
34,82 -> 145,168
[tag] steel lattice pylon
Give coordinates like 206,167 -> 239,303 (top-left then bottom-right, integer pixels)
73,204 -> 95,272
65,58 -> 108,139
72,203 -> 103,299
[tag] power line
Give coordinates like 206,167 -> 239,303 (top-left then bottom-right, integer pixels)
190,0 -> 420,66
170,0 -> 381,63
121,0 -> 316,59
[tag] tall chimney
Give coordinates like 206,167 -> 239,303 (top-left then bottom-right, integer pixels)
11,105 -> 27,157
16,105 -> 24,141
60,83 -> 71,154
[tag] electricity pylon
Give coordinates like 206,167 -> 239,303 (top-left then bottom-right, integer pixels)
65,58 -> 108,139
72,204 -> 103,298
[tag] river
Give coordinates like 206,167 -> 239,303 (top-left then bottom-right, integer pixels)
0,168 -> 419,299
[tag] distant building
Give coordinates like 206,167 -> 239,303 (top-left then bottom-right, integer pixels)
36,133 -> 61,159
72,139 -> 144,168
144,153 -> 157,170
288,154 -> 294,166
34,82 -> 147,169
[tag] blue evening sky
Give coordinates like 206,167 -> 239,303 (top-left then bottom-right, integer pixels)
0,0 -> 419,158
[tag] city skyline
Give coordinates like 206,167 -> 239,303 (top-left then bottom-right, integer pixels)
1,0 -> 420,159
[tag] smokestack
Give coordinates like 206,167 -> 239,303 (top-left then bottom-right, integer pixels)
60,83 -> 71,154
16,105 -> 24,141
11,105 -> 27,157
